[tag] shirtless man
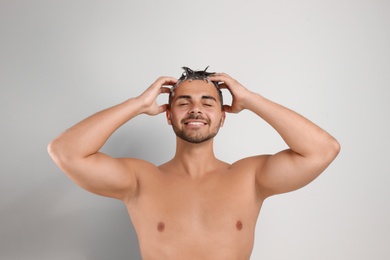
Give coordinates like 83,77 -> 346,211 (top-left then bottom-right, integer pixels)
48,67 -> 340,259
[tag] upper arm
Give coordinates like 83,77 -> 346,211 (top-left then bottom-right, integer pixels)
51,150 -> 146,202
255,149 -> 335,198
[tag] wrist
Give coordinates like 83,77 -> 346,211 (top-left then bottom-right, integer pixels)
124,96 -> 148,115
244,92 -> 266,111
240,90 -> 258,110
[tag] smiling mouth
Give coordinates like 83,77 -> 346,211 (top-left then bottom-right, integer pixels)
185,121 -> 207,126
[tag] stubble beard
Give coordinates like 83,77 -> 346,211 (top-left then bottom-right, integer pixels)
172,116 -> 222,144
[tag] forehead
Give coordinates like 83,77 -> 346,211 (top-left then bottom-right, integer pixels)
172,79 -> 218,97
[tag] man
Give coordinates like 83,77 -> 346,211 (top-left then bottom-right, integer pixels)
48,67 -> 340,259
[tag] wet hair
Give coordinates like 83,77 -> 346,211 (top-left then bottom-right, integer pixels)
169,66 -> 223,108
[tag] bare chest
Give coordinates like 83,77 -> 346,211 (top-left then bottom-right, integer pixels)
126,170 -> 262,258
129,171 -> 262,233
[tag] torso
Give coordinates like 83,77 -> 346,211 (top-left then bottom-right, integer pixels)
125,159 -> 265,260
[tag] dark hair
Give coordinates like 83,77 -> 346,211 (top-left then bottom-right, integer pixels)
169,66 -> 223,108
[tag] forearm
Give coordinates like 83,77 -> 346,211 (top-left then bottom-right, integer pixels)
48,76 -> 175,163
49,97 -> 145,159
245,92 -> 339,158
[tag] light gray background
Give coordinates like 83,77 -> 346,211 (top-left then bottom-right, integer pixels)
1,0 -> 389,259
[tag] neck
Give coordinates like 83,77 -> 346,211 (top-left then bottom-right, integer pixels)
171,138 -> 219,178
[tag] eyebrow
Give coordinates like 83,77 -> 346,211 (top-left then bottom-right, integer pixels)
175,95 -> 217,102
201,95 -> 217,102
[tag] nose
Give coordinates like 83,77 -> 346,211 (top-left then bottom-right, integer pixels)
189,103 -> 202,114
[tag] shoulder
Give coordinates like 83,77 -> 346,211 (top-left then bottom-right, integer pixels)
119,157 -> 163,183
121,157 -> 158,167
231,155 -> 270,172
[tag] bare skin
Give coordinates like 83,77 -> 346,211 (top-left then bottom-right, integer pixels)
48,73 -> 340,259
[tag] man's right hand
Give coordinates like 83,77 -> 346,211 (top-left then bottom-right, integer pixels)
138,77 -> 177,116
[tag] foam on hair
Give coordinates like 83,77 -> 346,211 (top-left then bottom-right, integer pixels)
169,66 -> 223,107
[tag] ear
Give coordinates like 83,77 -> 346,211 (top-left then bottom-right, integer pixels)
166,109 -> 172,125
220,110 -> 226,127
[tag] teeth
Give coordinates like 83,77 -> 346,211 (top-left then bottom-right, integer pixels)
187,122 -> 204,125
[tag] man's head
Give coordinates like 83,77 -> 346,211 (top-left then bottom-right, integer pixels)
169,67 -> 223,109
167,66 -> 225,144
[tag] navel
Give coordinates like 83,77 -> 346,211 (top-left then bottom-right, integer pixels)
236,220 -> 243,231
157,222 -> 165,232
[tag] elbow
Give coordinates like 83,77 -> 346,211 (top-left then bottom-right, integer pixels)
47,138 -> 70,169
47,139 -> 61,164
309,137 -> 340,174
331,137 -> 341,157
324,137 -> 341,164
47,139 -> 57,160
47,138 -> 61,159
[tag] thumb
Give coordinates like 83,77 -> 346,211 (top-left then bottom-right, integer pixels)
157,104 -> 169,114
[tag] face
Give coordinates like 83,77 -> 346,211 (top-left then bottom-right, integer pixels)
167,80 -> 225,144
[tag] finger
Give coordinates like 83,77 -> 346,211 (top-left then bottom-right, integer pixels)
209,76 -> 235,90
156,76 -> 178,86
158,104 -> 169,114
217,83 -> 235,98
208,73 -> 232,82
217,83 -> 229,89
160,87 -> 171,94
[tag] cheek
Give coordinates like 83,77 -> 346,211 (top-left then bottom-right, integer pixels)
169,111 -> 182,124
209,111 -> 223,121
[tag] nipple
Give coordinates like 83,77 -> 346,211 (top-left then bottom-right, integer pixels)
236,220 -> 243,231
157,222 -> 165,232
